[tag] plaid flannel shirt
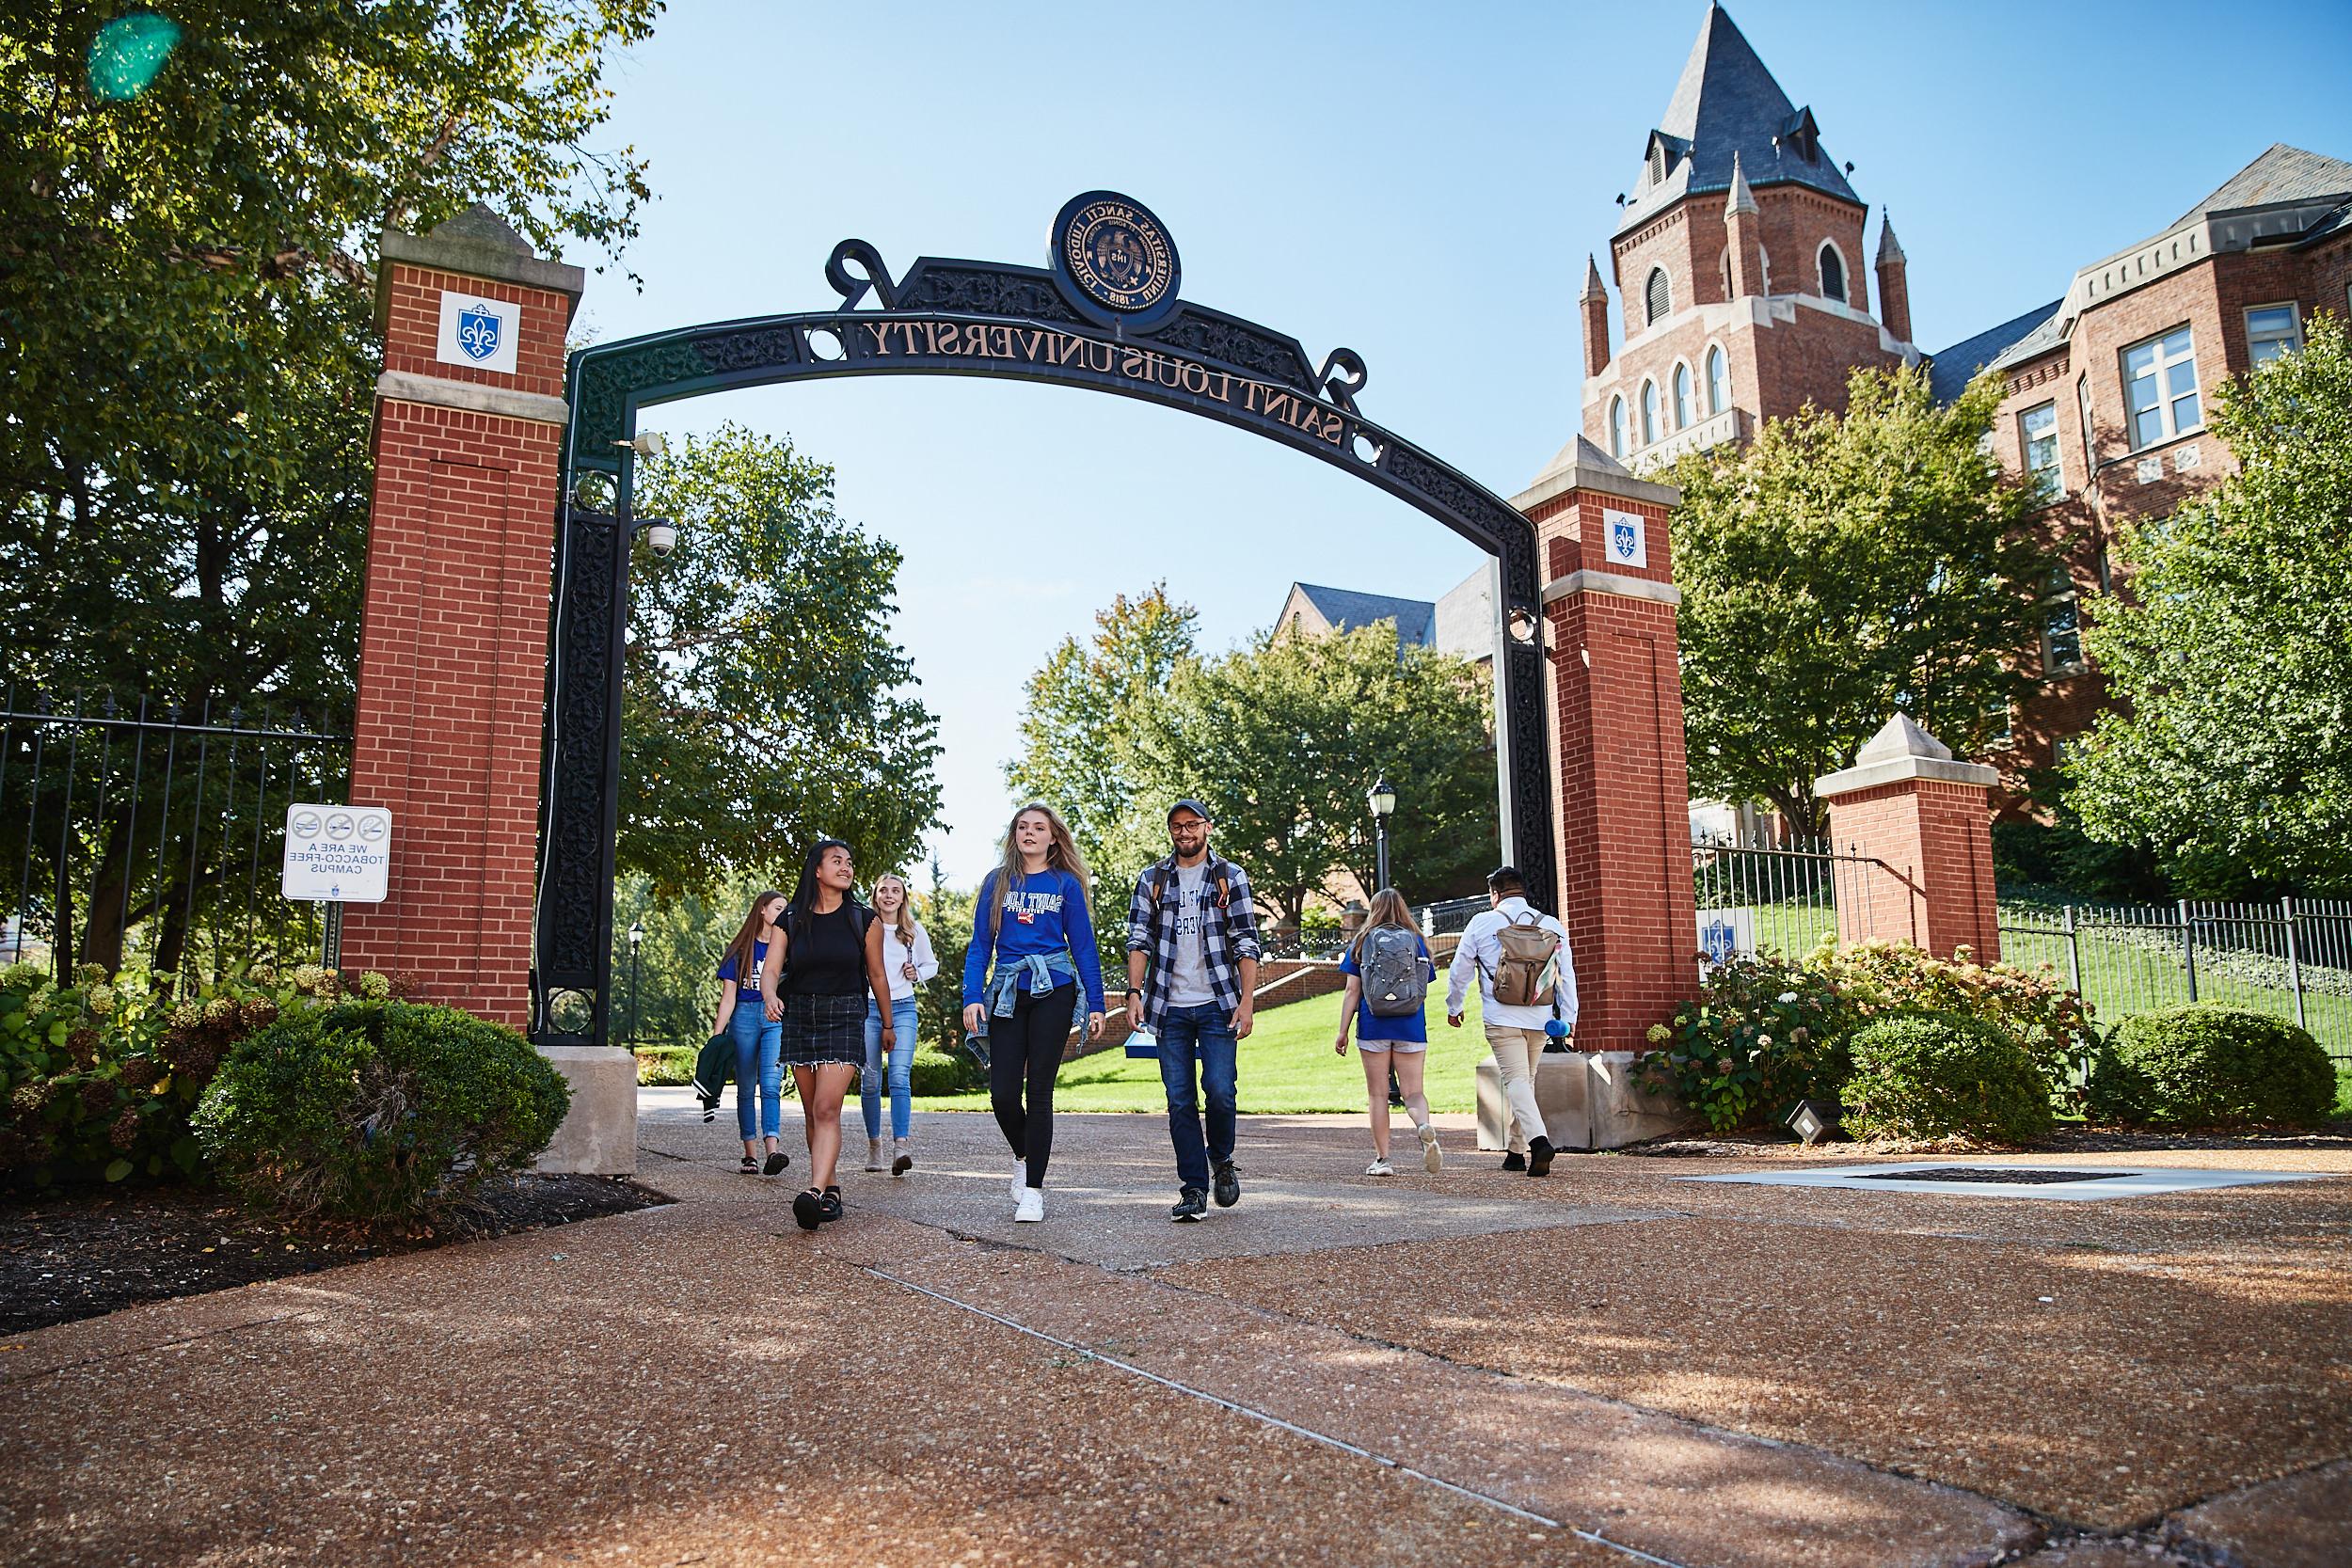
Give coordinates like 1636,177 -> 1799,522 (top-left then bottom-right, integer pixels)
1124,853 -> 1262,1030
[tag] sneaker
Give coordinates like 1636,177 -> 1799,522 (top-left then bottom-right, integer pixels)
864,1138 -> 885,1172
1212,1161 -> 1241,1209
1418,1124 -> 1443,1175
1528,1136 -> 1555,1178
1170,1187 -> 1208,1223
1502,1150 -> 1528,1172
892,1139 -> 913,1176
1363,1157 -> 1395,1176
1010,1160 -> 1026,1201
791,1189 -> 824,1231
1014,1187 -> 1044,1223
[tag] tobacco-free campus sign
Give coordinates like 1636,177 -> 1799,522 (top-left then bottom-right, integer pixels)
282,804 -> 393,903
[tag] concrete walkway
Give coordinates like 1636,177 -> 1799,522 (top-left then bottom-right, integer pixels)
3,1093 -> 2347,1567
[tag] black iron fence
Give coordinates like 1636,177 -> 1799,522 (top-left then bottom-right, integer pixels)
0,689 -> 350,989
2000,899 -> 2352,1064
1689,835 -> 1919,964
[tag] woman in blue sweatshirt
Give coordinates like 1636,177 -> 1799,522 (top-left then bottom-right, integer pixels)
961,802 -> 1104,1222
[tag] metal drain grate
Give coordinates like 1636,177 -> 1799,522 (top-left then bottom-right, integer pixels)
1851,1167 -> 2133,1186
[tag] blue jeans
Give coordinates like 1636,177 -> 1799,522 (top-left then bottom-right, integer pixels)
729,1000 -> 783,1141
1157,1002 -> 1238,1192
861,996 -> 919,1141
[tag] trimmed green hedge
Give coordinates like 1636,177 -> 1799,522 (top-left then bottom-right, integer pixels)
195,1000 -> 569,1224
2090,1006 -> 2333,1129
1838,1010 -> 2053,1144
908,1047 -> 982,1097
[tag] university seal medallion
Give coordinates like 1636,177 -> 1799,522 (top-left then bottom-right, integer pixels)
1052,191 -> 1181,326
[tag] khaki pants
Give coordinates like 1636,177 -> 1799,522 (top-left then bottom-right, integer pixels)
1482,1022 -> 1549,1153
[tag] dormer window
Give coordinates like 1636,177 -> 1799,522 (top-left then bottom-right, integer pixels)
1647,142 -> 1667,186
1645,266 -> 1672,326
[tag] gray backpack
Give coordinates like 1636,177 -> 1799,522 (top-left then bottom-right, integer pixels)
1360,926 -> 1427,1018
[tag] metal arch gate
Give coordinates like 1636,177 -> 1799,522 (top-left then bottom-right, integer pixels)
533,198 -> 1553,1045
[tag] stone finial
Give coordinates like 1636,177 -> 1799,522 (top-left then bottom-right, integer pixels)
1814,713 -> 1996,799
1581,253 -> 1608,301
429,203 -> 532,255
1724,152 -> 1759,217
1876,212 -> 1905,264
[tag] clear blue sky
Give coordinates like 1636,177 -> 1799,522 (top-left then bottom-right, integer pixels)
576,0 -> 2352,885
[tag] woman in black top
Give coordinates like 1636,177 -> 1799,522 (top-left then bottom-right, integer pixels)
761,838 -> 896,1230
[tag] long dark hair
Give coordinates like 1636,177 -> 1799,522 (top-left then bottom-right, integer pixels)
723,888 -> 787,988
786,837 -> 863,945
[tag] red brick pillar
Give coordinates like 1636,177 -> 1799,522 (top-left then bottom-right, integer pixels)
1513,437 -> 1696,1053
342,208 -> 583,1024
1814,715 -> 2002,962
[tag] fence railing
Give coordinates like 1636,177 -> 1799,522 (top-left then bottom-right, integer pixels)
1689,835 -> 1921,964
0,689 -> 350,990
2000,898 -> 2352,1064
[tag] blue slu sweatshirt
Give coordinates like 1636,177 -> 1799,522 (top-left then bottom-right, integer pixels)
961,866 -> 1106,1013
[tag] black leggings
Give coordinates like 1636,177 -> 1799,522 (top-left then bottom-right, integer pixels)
989,983 -> 1076,1188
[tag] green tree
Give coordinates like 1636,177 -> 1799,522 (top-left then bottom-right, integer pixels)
1664,365 -> 2051,836
1134,623 -> 1496,929
2,1 -> 660,968
2068,313 -> 2352,895
624,425 -> 941,899
1005,584 -> 1200,872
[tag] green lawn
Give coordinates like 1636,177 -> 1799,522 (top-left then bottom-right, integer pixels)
919,986 -> 1492,1115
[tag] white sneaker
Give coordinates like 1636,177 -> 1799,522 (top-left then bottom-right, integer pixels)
1418,1124 -> 1443,1175
1010,1160 -> 1026,1200
865,1138 -> 885,1172
1364,1157 -> 1395,1176
1014,1187 -> 1044,1222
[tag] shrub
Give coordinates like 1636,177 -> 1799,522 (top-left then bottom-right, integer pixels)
2092,1006 -> 2334,1129
1635,951 -> 1854,1132
1838,1011 -> 2054,1145
907,1047 -> 981,1097
195,1000 -> 570,1225
1814,941 -> 2099,1105
634,1045 -> 695,1086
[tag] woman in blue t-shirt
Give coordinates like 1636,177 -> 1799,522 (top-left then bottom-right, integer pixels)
1333,889 -> 1441,1177
960,803 -> 1105,1223
713,888 -> 788,1176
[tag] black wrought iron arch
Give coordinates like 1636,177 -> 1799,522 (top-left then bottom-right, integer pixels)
535,229 -> 1553,1045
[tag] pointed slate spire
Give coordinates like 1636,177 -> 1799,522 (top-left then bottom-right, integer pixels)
1581,253 -> 1608,301
1876,211 -> 1905,263
1724,152 -> 1759,216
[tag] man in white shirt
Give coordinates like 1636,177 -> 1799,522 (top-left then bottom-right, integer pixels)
1445,865 -> 1578,1176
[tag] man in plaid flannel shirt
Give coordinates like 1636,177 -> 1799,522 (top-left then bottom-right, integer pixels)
1125,799 -> 1261,1222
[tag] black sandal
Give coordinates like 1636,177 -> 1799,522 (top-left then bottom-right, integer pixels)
818,1186 -> 844,1223
791,1188 -> 824,1231
763,1148 -> 789,1176
739,1154 -> 759,1175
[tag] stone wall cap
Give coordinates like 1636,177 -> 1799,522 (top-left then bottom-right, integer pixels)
1855,712 -> 1953,766
379,210 -> 587,299
1542,568 -> 1681,608
377,369 -> 569,425
1513,436 -> 1681,513
1815,753 -> 2000,799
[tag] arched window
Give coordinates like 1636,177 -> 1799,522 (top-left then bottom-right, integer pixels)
1645,266 -> 1672,326
1672,362 -> 1692,429
1706,345 -> 1728,414
1719,248 -> 1731,299
1819,243 -> 1846,303
1608,396 -> 1627,459
1640,380 -> 1660,446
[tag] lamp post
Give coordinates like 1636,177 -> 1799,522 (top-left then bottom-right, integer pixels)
1367,777 -> 1396,893
626,918 -> 644,1051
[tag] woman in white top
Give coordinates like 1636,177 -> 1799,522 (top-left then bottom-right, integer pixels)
861,873 -> 939,1174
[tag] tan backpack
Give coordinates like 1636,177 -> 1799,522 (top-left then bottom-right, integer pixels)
1482,912 -> 1560,1008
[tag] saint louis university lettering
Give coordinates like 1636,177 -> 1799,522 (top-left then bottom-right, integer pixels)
436,290 -> 519,373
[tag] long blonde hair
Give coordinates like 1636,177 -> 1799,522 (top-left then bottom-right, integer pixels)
989,803 -> 1091,938
872,872 -> 919,950
1348,888 -> 1422,962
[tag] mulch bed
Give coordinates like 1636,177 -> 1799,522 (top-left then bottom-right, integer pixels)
0,1173 -> 667,1337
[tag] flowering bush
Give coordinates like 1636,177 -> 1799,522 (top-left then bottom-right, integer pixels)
1812,941 -> 2099,1105
0,961 -> 373,1187
1635,951 -> 1856,1132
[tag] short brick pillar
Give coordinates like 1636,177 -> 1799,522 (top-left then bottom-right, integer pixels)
1814,715 -> 2002,962
1512,437 -> 1695,1053
341,208 -> 582,1024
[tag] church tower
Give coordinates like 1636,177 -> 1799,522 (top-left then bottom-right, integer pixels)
1580,4 -> 1915,469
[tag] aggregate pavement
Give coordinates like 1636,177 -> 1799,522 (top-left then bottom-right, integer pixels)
2,1088 -> 2346,1567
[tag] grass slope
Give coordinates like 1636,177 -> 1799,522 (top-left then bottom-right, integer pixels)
919,986 -> 1493,1116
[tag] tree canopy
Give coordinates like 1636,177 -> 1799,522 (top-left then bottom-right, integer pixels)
1663,365 -> 2050,836
2068,313 -> 2352,896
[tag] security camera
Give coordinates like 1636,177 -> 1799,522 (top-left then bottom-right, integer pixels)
643,521 -> 677,558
